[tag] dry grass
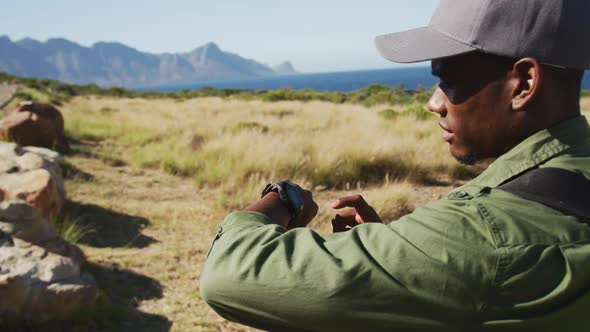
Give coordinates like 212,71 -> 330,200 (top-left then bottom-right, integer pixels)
581,96 -> 590,114
64,96 -> 478,188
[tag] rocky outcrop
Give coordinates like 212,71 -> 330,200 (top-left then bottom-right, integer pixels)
0,142 -> 65,218
0,142 -> 95,321
0,102 -> 70,153
0,200 -> 96,321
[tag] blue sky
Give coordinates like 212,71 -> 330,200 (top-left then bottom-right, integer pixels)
1,1 -> 438,73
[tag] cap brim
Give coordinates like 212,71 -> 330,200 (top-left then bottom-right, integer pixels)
375,26 -> 476,63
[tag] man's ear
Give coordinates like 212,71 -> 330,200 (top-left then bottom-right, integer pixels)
510,58 -> 543,110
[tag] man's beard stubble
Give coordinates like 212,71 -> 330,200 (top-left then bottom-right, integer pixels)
454,153 -> 480,165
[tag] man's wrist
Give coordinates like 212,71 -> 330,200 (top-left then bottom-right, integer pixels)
261,181 -> 304,219
245,192 -> 291,227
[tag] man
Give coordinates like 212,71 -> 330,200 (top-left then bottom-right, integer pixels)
201,0 -> 590,331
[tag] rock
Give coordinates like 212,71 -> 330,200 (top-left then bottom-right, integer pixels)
0,246 -> 96,321
19,103 -> 70,153
22,145 -> 61,162
0,200 -> 56,244
41,237 -> 86,266
0,275 -> 29,316
0,230 -> 14,247
0,201 -> 95,321
0,102 -> 69,153
0,142 -> 65,217
0,169 -> 62,219
0,201 -> 85,264
0,111 -> 45,147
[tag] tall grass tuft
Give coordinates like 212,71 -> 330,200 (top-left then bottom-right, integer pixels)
52,215 -> 96,245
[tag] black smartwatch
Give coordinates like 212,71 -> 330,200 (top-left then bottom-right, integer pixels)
261,180 -> 304,220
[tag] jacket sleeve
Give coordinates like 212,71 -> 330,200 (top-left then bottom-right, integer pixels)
200,200 -> 498,332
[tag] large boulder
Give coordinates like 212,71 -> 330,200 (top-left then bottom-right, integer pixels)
0,102 -> 70,153
0,200 -> 96,321
0,142 -> 65,218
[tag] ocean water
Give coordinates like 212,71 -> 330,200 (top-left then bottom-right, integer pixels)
148,67 -> 590,93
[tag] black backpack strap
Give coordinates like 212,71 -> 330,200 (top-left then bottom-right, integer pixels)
497,167 -> 590,221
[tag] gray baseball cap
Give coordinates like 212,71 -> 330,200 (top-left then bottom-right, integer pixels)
375,0 -> 590,69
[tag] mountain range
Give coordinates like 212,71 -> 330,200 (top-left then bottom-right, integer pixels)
0,36 -> 298,88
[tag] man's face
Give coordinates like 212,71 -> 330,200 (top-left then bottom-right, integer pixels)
428,52 -> 515,164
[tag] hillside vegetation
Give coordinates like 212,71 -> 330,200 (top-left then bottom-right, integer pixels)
0,71 -> 432,107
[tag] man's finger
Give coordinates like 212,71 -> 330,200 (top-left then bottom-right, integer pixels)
331,195 -> 366,208
331,195 -> 383,223
331,214 -> 358,232
336,208 -> 357,218
331,195 -> 374,215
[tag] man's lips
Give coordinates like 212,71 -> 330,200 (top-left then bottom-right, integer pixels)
443,131 -> 455,142
439,121 -> 455,142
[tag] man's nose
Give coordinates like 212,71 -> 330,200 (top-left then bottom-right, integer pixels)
427,87 -> 446,117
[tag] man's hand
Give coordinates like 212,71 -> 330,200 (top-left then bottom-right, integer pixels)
288,185 -> 319,229
245,184 -> 318,230
331,195 -> 383,232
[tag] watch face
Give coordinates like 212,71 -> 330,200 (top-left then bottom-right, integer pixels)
284,183 -> 304,213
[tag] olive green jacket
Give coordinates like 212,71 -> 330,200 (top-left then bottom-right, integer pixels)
200,116 -> 590,332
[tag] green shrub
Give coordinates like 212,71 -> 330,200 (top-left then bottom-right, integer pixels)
379,105 -> 433,121
378,109 -> 398,120
0,72 -> 17,82
348,84 -> 415,107
262,90 -> 290,102
13,91 -> 37,102
399,104 -> 433,120
48,96 -> 65,106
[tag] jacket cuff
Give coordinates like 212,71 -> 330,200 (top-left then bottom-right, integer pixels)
221,211 -> 276,231
206,211 -> 278,258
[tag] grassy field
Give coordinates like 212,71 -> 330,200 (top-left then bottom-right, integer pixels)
64,96 -> 478,186
7,90 -> 590,331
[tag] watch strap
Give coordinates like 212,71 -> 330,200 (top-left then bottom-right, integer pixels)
261,181 -> 300,217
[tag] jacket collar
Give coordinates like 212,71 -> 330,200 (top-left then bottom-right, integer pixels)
468,116 -> 590,188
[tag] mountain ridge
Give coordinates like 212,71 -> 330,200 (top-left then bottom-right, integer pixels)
0,36 -> 298,88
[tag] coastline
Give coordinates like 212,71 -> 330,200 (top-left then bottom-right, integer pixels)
139,67 -> 590,93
